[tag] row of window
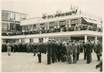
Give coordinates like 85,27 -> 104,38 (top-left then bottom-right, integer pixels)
2,25 -> 102,36
2,23 -> 21,32
2,10 -> 26,21
22,19 -> 80,31
2,17 -> 102,36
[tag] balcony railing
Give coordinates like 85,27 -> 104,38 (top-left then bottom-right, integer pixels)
2,26 -> 102,36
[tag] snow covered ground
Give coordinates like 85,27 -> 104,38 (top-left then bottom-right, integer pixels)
1,52 -> 100,72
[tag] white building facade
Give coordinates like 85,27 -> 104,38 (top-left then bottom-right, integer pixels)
2,9 -> 103,44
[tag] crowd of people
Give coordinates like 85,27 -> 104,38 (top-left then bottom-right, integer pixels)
43,40 -> 102,64
2,39 -> 102,71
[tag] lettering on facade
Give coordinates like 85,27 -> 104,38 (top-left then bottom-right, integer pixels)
42,9 -> 78,19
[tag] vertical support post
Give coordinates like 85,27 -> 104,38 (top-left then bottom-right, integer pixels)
84,35 -> 87,43
95,36 -> 97,44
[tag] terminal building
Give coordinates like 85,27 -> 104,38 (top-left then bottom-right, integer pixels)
1,8 -> 103,44
1,10 -> 27,44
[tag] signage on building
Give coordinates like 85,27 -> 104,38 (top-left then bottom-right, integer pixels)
42,8 -> 78,19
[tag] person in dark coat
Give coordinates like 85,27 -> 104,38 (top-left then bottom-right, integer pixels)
26,43 -> 31,53
65,42 -> 72,64
85,40 -> 93,64
37,52 -> 42,63
76,41 -> 80,61
51,40 -> 57,63
33,43 -> 37,56
94,41 -> 102,61
55,41 -> 62,62
60,42 -> 67,62
83,42 -> 87,60
37,43 -> 43,63
96,60 -> 102,72
47,40 -> 53,64
72,41 -> 77,64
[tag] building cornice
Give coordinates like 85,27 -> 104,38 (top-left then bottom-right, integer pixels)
2,31 -> 102,39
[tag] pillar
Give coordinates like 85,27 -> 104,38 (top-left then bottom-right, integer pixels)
84,35 -> 87,43
95,36 -> 97,44
68,36 -> 71,40
57,21 -> 59,28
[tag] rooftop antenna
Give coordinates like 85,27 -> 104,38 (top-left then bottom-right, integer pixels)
70,5 -> 77,10
70,4 -> 73,10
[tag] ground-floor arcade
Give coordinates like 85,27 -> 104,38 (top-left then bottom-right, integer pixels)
2,31 -> 102,44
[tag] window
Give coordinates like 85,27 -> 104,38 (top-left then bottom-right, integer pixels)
9,12 -> 15,21
49,26 -> 54,29
49,22 -> 55,29
39,38 -> 43,43
20,15 -> 27,21
40,23 -> 45,26
2,11 -> 9,21
40,23 -> 45,30
21,39 -> 25,43
59,20 -> 66,29
10,23 -> 15,30
16,24 -> 21,31
22,25 -> 28,31
33,24 -> 36,30
15,13 -> 21,21
71,24 -> 76,27
59,20 -> 66,26
33,24 -> 36,28
2,23 -> 8,31
71,19 -> 79,24
28,25 -> 33,31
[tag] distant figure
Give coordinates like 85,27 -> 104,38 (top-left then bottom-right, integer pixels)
83,42 -> 87,60
72,41 -> 77,64
7,43 -> 11,56
37,52 -> 41,63
76,41 -> 80,61
85,40 -> 93,64
47,40 -> 52,64
37,43 -> 42,63
66,42 -> 72,64
94,41 -> 102,61
96,60 -> 102,72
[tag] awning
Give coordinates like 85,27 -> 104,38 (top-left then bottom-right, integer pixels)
83,17 -> 101,24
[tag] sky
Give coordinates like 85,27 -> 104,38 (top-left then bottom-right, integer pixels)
2,0 -> 104,20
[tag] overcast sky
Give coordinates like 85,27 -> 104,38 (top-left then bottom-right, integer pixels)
2,0 -> 104,20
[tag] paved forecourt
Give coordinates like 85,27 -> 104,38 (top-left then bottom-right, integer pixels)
2,52 -> 99,72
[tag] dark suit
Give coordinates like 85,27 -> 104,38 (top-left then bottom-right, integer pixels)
66,43 -> 72,64
72,44 -> 77,63
94,43 -> 102,61
85,42 -> 93,64
7,44 -> 11,56
76,43 -> 80,61
83,43 -> 87,60
47,41 -> 53,64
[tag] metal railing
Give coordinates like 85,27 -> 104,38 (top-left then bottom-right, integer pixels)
2,27 -> 102,36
